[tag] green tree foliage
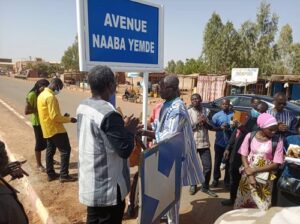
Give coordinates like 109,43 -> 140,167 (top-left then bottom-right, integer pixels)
188,58 -> 208,74
202,13 -> 224,73
183,59 -> 197,74
165,60 -> 176,73
275,24 -> 294,74
166,1 -> 300,76
292,43 -> 300,74
61,37 -> 79,71
253,1 -> 278,75
175,60 -> 184,74
219,21 -> 242,73
48,64 -> 64,75
238,21 -> 258,67
25,62 -> 63,77
197,13 -> 243,74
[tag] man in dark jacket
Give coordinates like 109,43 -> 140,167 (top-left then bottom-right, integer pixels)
0,140 -> 29,224
76,65 -> 141,224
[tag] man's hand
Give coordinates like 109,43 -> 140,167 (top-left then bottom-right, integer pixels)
124,115 -> 140,135
198,114 -> 207,125
70,117 -> 77,123
223,149 -> 230,160
2,160 -> 29,181
278,122 -> 288,132
220,123 -> 228,130
135,124 -> 144,136
231,120 -> 240,128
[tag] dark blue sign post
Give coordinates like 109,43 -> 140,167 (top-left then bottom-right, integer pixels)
76,0 -> 163,72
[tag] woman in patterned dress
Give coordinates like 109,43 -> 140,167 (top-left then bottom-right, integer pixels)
234,113 -> 284,210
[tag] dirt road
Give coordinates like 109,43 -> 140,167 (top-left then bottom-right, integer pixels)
0,76 -> 231,224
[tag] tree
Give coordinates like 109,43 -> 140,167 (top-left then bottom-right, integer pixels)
61,37 -> 79,71
219,21 -> 242,73
238,20 -> 258,67
175,60 -> 184,74
48,64 -> 64,76
25,61 -> 63,77
292,43 -> 300,74
196,58 -> 208,73
202,13 -> 224,73
165,1 -> 300,77
202,14 -> 242,73
183,58 -> 198,74
165,60 -> 176,73
253,1 -> 278,75
275,24 -> 293,74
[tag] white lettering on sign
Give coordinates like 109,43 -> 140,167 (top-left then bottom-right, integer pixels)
128,39 -> 155,53
92,34 -> 126,50
104,13 -> 147,33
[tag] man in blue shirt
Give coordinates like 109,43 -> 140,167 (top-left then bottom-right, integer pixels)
211,99 -> 233,188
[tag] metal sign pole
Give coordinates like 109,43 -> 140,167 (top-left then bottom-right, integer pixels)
244,79 -> 247,94
76,0 -> 85,71
142,72 -> 149,146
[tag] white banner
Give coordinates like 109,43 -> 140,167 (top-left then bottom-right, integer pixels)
231,68 -> 259,83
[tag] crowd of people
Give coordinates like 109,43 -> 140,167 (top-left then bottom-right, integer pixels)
1,64 -> 300,224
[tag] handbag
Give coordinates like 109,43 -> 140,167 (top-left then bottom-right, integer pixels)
278,175 -> 300,196
255,172 -> 270,184
278,171 -> 300,196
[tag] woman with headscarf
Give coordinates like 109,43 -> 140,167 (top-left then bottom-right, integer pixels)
234,113 -> 284,210
25,79 -> 50,172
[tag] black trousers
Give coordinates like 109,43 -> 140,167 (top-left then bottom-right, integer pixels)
46,132 -> 71,178
213,144 -> 230,184
87,186 -> 125,224
229,156 -> 242,201
198,148 -> 212,189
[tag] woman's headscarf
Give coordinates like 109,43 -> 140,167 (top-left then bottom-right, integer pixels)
257,113 -> 278,129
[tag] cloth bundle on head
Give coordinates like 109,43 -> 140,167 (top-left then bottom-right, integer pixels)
257,113 -> 278,129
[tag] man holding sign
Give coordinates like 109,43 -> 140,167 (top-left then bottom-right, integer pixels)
141,75 -> 204,224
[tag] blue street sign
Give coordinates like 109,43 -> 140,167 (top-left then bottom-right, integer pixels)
139,133 -> 183,224
76,0 -> 164,72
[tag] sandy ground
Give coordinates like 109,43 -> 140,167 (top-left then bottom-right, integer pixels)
0,76 -> 231,224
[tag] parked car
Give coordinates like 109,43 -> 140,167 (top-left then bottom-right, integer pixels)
202,94 -> 300,119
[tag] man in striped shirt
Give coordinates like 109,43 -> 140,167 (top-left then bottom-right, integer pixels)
267,92 -> 297,206
267,92 -> 297,138
141,75 -> 204,224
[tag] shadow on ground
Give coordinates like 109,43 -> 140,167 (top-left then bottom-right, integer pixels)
180,196 -> 232,224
